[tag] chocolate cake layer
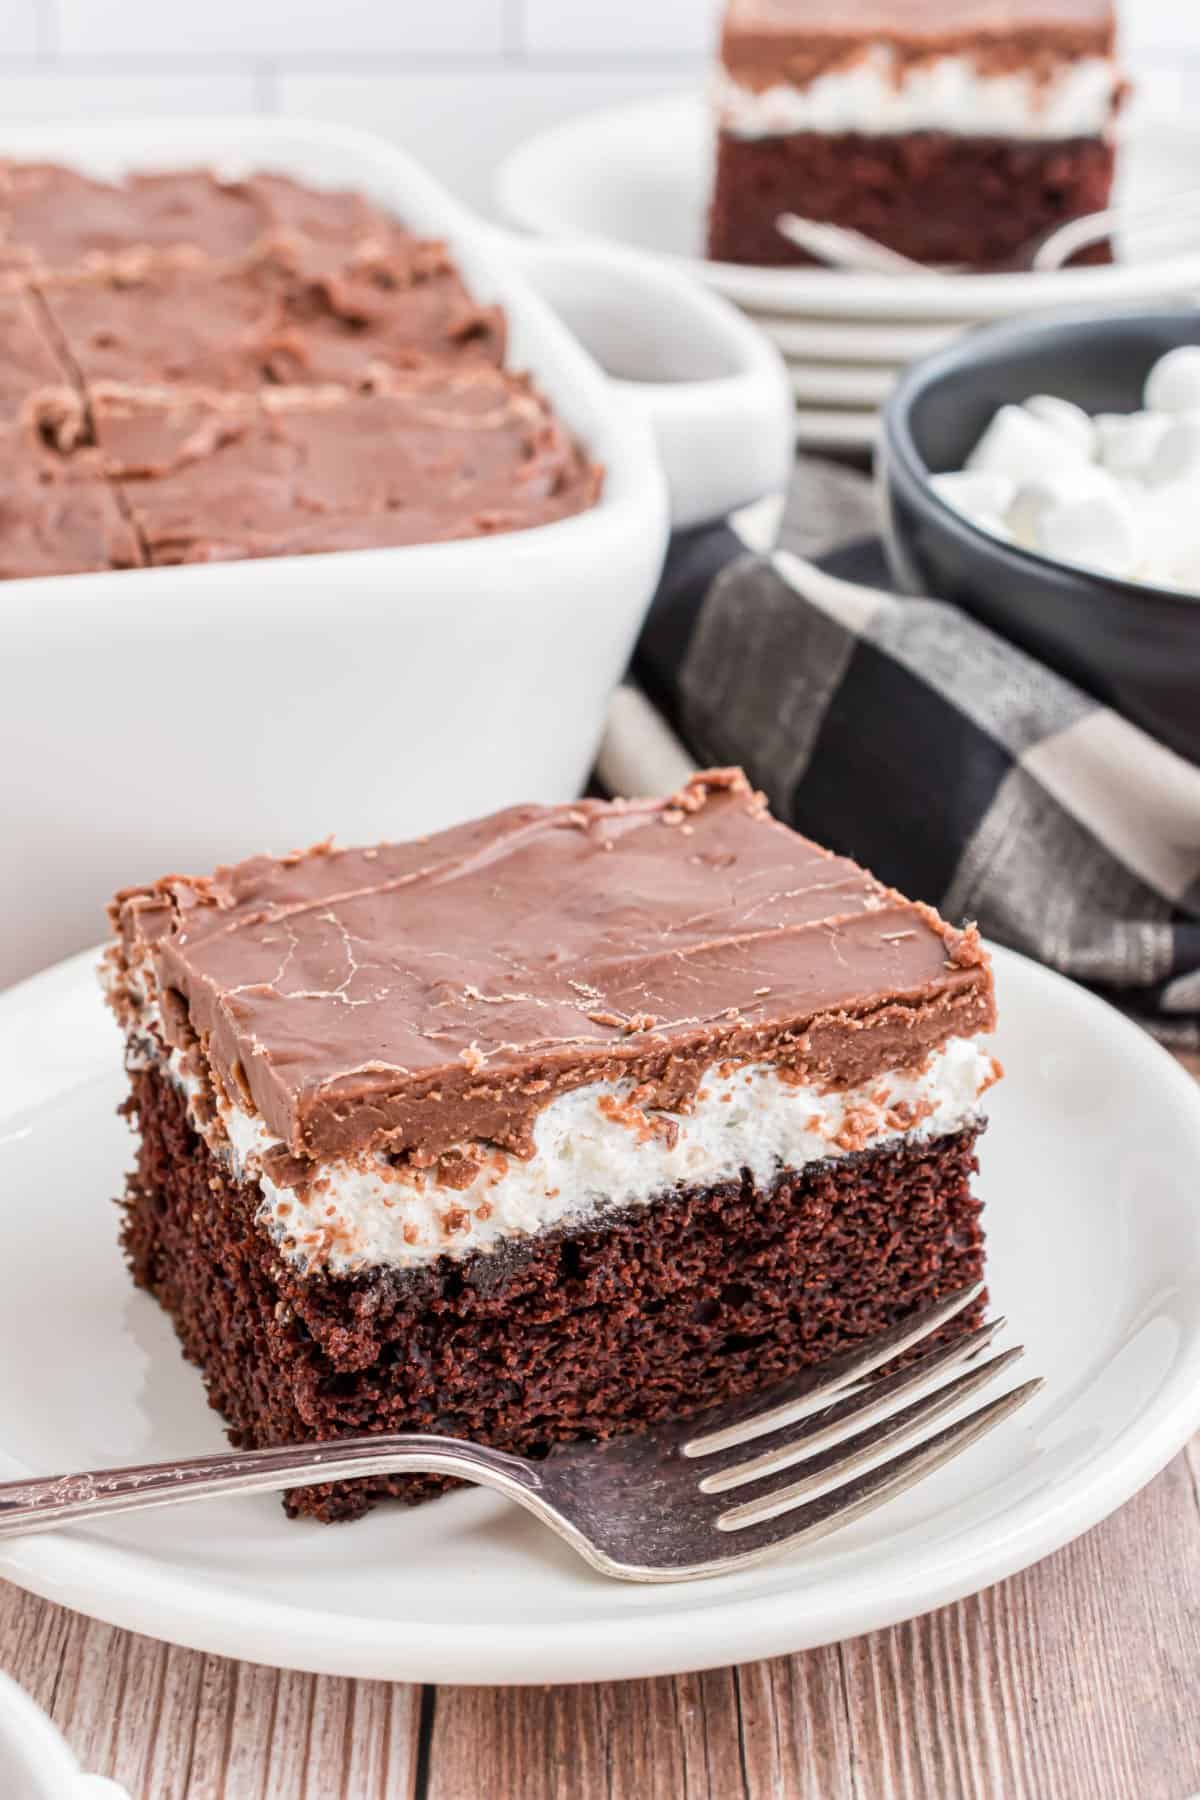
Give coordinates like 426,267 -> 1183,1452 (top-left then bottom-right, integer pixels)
109,770 -> 995,1171
709,128 -> 1116,267
123,1065 -> 987,1522
86,369 -> 599,564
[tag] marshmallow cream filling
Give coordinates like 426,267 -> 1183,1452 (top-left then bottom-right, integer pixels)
115,969 -> 997,1276
715,51 -> 1119,141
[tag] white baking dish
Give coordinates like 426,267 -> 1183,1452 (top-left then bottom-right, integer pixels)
0,117 -> 791,987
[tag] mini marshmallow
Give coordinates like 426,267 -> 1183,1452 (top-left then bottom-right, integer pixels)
1034,490 -> 1141,578
941,377 -> 1200,595
1006,486 -> 1054,549
1006,465 -> 1124,549
1141,478 -> 1200,570
1093,410 -> 1171,478
1142,415 -> 1200,488
1144,345 -> 1200,415
1024,393 -> 1095,458
964,404 -> 1073,483
930,470 -> 1015,523
1160,555 -> 1200,593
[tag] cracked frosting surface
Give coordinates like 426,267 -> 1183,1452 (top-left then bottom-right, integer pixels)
107,770 -> 996,1172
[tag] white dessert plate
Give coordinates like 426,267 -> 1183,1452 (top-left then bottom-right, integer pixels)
757,314 -> 962,364
793,408 -> 879,454
787,362 -> 897,408
0,942 -> 1198,1684
497,93 -> 1200,322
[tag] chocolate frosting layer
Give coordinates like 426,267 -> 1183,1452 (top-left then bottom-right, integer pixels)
0,422 -> 142,579
721,0 -> 1117,90
0,161 -> 596,577
37,238 -> 505,395
0,165 -> 411,276
89,368 -> 600,563
0,165 -> 263,273
0,290 -> 75,422
109,770 -> 996,1166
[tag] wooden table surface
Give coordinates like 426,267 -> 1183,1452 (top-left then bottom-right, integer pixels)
3,1052 -> 1198,1800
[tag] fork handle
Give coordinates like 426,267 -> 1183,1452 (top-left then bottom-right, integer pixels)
0,1434 -> 541,1538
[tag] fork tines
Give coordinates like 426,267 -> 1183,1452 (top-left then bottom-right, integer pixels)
686,1283 -> 1041,1562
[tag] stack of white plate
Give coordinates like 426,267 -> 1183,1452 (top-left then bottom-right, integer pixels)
498,93 -> 1200,454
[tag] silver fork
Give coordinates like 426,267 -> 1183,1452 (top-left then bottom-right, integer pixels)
776,192 -> 1200,276
0,1284 -> 1038,1582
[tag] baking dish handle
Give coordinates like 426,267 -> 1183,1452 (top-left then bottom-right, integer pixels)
495,232 -> 793,531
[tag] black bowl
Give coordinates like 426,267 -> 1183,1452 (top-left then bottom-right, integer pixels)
880,307 -> 1200,764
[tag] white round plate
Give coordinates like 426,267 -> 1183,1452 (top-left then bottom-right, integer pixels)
0,1672 -> 127,1799
793,407 -> 879,453
788,362 -> 897,407
1,944 -> 1199,1684
759,314 -> 960,364
497,92 -> 1200,321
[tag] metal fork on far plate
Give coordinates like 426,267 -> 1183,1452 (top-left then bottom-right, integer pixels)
776,191 -> 1200,275
0,1283 -> 1038,1582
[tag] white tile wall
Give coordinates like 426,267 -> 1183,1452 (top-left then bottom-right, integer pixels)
522,0 -> 721,58
55,0 -> 505,60
1121,0 -> 1199,56
277,68 -> 697,210
0,0 -> 1196,213
0,0 -> 38,55
0,70 -> 260,120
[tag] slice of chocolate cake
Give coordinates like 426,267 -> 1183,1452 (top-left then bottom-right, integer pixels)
103,769 -> 1000,1523
709,0 -> 1125,270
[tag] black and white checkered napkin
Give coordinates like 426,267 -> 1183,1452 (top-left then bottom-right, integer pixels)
597,456 -> 1200,1048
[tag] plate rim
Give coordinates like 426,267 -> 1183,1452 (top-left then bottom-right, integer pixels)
792,407 -> 879,452
495,91 -> 1200,323
1,941 -> 1199,1684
